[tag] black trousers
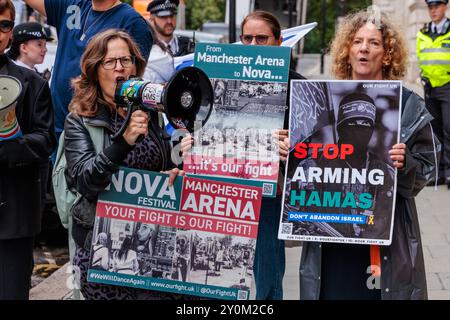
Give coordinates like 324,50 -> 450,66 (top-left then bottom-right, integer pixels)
0,237 -> 34,300
424,82 -> 450,179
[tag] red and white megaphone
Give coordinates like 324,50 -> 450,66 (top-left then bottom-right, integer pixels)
0,75 -> 22,140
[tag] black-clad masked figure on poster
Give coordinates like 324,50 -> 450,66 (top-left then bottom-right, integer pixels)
287,92 -> 395,240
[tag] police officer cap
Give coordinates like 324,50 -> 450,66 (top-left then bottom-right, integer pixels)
425,0 -> 448,6
12,22 -> 53,45
147,0 -> 179,17
337,92 -> 376,127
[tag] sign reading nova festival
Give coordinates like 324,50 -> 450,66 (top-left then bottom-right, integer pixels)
87,167 -> 262,300
184,43 -> 291,197
278,80 -> 401,245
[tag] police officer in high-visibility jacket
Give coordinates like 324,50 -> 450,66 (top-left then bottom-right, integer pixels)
417,0 -> 450,187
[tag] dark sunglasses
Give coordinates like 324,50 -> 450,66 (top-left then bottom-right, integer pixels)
240,34 -> 272,45
0,20 -> 14,33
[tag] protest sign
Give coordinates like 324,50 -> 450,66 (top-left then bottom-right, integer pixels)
182,43 -> 291,197
278,80 -> 401,245
88,167 -> 262,299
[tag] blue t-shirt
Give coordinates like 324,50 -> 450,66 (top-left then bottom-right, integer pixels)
45,0 -> 152,133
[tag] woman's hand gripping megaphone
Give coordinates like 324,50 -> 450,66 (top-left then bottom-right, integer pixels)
122,109 -> 149,145
111,75 -> 163,143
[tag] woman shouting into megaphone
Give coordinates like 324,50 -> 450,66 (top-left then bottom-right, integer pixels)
63,29 -> 188,300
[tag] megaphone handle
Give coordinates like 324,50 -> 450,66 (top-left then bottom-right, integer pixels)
111,104 -> 134,142
135,133 -> 144,144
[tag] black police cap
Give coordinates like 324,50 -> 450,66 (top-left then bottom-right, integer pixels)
425,0 -> 448,6
12,22 -> 53,45
147,0 -> 179,17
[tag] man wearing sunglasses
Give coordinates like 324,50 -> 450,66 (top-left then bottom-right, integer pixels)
0,0 -> 55,300
24,0 -> 152,148
180,10 -> 306,299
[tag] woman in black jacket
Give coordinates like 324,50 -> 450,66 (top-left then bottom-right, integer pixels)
0,0 -> 55,300
64,29 -> 183,300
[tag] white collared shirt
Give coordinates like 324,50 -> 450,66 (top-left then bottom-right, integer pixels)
13,59 -> 33,70
431,18 -> 448,34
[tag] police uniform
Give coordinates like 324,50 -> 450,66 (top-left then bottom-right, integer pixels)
147,0 -> 194,57
416,0 -> 450,185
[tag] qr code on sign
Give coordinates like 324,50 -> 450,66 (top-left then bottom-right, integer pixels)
262,183 -> 274,195
281,223 -> 293,235
237,290 -> 248,300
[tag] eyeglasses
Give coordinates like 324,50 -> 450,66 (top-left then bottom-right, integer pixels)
0,20 -> 14,33
101,55 -> 136,70
240,34 -> 272,45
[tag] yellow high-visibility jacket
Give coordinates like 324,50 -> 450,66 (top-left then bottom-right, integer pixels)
416,20 -> 450,88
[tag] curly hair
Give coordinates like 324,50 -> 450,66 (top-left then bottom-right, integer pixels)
330,8 -> 408,80
69,29 -> 146,117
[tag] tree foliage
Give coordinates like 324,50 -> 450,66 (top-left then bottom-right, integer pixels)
186,0 -> 226,30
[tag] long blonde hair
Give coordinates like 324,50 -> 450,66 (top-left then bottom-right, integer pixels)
69,29 -> 146,116
330,8 -> 408,80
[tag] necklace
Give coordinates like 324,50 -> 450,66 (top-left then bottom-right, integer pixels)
80,1 -> 121,41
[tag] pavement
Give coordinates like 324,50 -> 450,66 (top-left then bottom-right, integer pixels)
414,185 -> 450,299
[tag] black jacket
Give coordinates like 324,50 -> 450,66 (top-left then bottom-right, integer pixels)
0,56 -> 55,239
64,106 -> 173,249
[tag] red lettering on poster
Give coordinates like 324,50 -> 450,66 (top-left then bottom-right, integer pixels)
293,143 -> 354,160
181,176 -> 261,222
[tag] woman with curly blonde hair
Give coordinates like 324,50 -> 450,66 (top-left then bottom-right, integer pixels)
330,9 -> 408,81
299,8 -> 439,300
